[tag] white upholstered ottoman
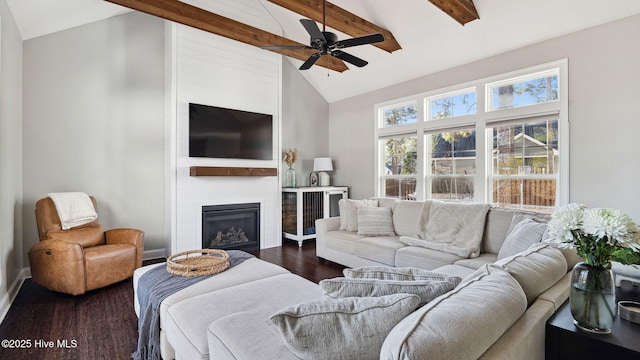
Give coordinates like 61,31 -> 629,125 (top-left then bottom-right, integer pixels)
133,258 -> 291,360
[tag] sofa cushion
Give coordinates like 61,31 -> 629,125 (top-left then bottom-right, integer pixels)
433,264 -> 477,280
480,208 -> 515,254
325,231 -> 365,254
320,277 -> 459,305
395,246 -> 465,270
497,216 -> 548,259
208,310 -> 300,360
271,294 -> 421,360
453,253 -> 498,270
340,199 -> 378,231
380,265 -> 527,360
495,243 -> 567,305
354,237 -> 405,266
392,201 -> 428,236
343,266 -> 461,283
357,206 -> 396,236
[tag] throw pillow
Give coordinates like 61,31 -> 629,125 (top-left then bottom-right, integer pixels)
344,266 -> 461,284
340,199 -> 378,232
270,293 -> 421,360
356,206 -> 395,236
497,216 -> 548,259
319,277 -> 458,305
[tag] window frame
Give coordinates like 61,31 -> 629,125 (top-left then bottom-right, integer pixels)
374,59 -> 569,208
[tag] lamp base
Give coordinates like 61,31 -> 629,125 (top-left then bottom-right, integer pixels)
318,171 -> 330,186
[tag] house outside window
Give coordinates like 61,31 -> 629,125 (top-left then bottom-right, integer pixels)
375,60 -> 568,211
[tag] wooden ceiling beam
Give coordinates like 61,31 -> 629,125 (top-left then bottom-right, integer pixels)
104,0 -> 348,72
428,0 -> 479,25
267,0 -> 401,53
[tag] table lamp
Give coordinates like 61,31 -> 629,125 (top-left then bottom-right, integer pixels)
313,157 -> 333,186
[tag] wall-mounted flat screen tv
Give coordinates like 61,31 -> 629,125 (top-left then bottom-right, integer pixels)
189,103 -> 273,160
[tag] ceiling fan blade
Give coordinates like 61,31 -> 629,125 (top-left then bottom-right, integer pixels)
335,33 -> 385,49
331,50 -> 368,68
299,53 -> 322,70
261,45 -> 311,50
300,19 -> 326,42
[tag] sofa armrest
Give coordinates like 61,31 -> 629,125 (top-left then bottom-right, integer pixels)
105,228 -> 145,268
28,239 -> 86,295
315,217 -> 341,258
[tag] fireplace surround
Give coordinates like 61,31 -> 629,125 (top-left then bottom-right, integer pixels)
202,203 -> 260,251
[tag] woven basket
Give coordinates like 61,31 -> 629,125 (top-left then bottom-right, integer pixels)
167,249 -> 229,277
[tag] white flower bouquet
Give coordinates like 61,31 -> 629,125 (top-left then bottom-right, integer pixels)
546,203 -> 640,268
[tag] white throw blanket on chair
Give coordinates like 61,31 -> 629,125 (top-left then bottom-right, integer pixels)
47,192 -> 98,230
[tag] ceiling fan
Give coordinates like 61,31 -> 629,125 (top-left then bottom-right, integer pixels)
263,0 -> 385,70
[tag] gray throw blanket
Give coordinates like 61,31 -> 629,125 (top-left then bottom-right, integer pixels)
132,250 -> 255,360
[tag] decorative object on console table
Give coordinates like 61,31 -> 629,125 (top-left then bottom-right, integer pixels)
309,171 -> 318,187
313,157 -> 333,186
284,148 -> 298,188
545,203 -> 640,334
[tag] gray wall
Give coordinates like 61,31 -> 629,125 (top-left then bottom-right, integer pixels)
329,14 -> 640,222
0,0 -> 24,300
22,12 -> 166,260
281,59 -> 329,185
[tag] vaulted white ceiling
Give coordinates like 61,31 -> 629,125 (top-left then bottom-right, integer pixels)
8,0 -> 640,102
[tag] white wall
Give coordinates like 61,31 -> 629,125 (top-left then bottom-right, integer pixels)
0,0 -> 23,317
281,59 -> 330,186
168,0 -> 283,252
22,12 -> 166,258
330,14 -> 640,222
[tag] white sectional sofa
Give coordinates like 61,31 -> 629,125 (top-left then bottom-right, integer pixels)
133,198 -> 580,360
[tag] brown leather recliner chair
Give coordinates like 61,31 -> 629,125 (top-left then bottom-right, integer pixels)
28,196 -> 144,295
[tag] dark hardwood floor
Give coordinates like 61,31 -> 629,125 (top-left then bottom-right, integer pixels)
0,240 -> 344,360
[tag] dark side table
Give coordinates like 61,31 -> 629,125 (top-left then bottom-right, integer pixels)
545,281 -> 640,360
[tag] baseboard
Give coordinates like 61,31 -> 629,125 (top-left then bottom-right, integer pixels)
144,248 -> 167,261
0,268 -> 29,324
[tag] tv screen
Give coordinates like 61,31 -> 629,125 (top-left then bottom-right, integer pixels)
189,103 -> 273,160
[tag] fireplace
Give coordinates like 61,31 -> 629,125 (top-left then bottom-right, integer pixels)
202,203 -> 260,251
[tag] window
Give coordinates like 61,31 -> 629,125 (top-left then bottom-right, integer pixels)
487,70 -> 559,111
427,129 -> 476,201
489,118 -> 558,209
427,88 -> 476,120
379,135 -> 417,200
375,60 -> 568,210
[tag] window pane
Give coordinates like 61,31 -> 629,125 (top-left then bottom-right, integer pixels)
428,91 -> 476,120
382,136 -> 417,175
488,73 -> 558,110
492,120 -> 558,175
381,103 -> 417,128
493,179 -> 556,208
384,178 -> 417,200
430,130 -> 476,175
431,177 -> 474,201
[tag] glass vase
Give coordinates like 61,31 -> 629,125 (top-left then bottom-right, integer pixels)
569,262 -> 616,334
284,167 -> 296,188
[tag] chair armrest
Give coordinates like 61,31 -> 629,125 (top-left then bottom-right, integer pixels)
315,217 -> 341,258
105,228 -> 145,267
28,239 -> 86,295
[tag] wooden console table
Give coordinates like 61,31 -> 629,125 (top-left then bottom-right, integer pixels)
281,186 -> 348,247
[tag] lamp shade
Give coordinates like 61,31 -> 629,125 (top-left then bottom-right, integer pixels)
313,157 -> 333,172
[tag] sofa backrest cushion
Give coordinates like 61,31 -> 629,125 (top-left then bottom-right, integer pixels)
271,293 -> 421,360
380,264 -> 527,360
497,215 -> 548,259
481,208 -> 515,254
372,197 -> 400,210
393,200 -> 430,236
494,243 -> 567,305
